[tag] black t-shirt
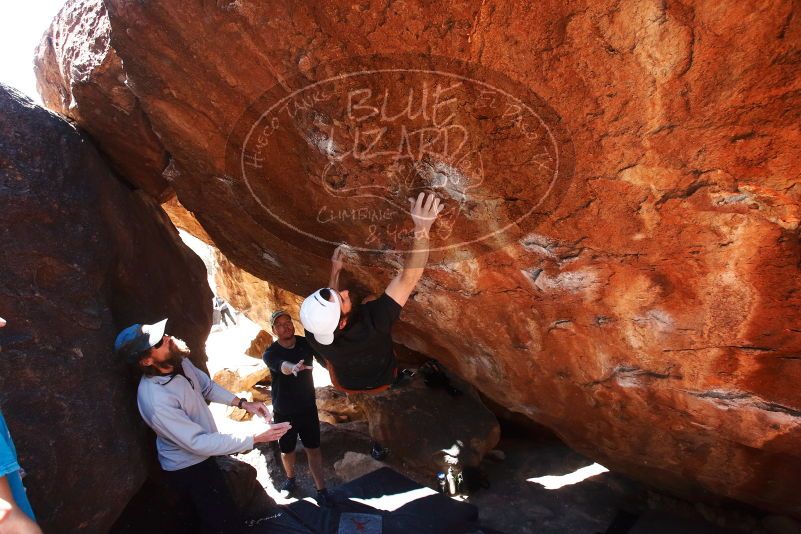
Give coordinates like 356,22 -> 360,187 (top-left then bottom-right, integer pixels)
307,292 -> 401,390
263,336 -> 318,415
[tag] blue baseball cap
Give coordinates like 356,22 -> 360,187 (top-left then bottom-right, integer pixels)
114,319 -> 168,363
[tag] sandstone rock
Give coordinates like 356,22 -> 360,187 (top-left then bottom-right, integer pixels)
761,515 -> 801,534
34,0 -> 170,200
214,249 -> 303,331
160,198 -> 298,338
225,391 -> 253,422
212,359 -> 270,394
164,200 -> 303,334
0,84 -> 212,531
355,377 -> 500,473
162,197 -> 214,244
214,456 -> 276,520
318,411 -> 342,425
245,329 -> 273,358
252,384 -> 272,404
316,386 -> 365,423
40,0 -> 801,516
334,452 -> 387,483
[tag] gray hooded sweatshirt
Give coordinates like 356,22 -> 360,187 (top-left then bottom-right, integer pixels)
137,358 -> 254,471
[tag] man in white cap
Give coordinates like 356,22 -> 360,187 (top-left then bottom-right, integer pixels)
300,192 -> 443,455
115,319 -> 290,533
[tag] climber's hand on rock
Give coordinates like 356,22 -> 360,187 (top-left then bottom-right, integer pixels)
329,244 -> 349,290
331,244 -> 347,271
409,192 -> 444,237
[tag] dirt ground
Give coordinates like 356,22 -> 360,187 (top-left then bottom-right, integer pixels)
249,418 -> 800,534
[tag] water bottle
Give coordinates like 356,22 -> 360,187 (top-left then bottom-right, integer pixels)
446,467 -> 457,495
436,472 -> 447,493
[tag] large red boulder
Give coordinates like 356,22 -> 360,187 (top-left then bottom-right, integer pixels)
213,249 -> 303,329
0,84 -> 212,531
162,195 -> 302,331
34,0 -> 170,200
356,377 -> 501,474
37,0 -> 801,517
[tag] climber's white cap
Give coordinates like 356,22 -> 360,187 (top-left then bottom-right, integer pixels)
300,288 -> 342,345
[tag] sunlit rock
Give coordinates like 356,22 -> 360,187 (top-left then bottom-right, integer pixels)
35,0 -> 801,516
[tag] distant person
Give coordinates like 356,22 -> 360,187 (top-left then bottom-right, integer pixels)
263,310 -> 330,506
0,317 -> 41,534
300,192 -> 443,458
115,318 -> 290,533
213,296 -> 237,327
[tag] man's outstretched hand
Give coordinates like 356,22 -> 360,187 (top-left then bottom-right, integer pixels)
242,401 -> 271,418
253,421 -> 291,443
281,361 -> 314,376
292,361 -> 313,376
409,192 -> 444,238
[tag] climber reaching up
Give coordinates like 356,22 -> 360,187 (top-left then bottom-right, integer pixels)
300,192 -> 444,393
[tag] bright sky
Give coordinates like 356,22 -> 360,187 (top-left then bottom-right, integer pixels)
0,1 -> 67,104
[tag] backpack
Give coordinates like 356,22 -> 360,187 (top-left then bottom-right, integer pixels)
419,360 -> 462,397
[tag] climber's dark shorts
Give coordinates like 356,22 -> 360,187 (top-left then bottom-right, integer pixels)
273,410 -> 321,453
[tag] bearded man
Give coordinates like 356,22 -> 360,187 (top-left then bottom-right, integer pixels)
115,319 -> 290,534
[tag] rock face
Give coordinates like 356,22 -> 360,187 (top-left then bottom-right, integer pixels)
355,377 -> 500,473
34,0 -> 170,200
38,0 -> 801,517
214,455 -> 275,520
334,452 -> 387,483
0,84 -> 212,531
245,329 -> 273,358
316,386 -> 365,425
213,250 -> 303,329
212,360 -> 270,396
163,197 -> 214,244
163,196 -> 303,331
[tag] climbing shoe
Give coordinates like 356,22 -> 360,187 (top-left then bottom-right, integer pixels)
280,477 -> 297,495
370,442 -> 389,461
391,368 -> 415,389
316,488 -> 333,508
